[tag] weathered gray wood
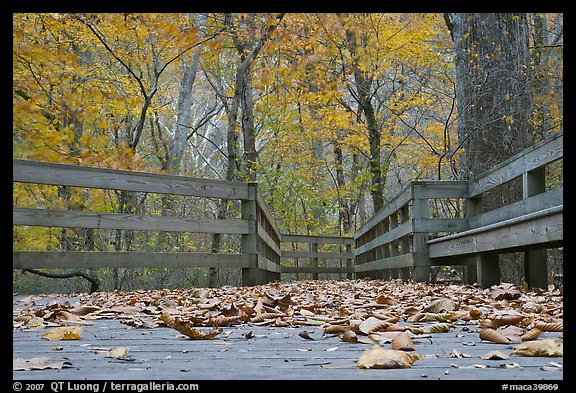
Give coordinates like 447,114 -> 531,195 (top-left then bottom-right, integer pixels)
354,183 -> 414,239
281,266 -> 354,274
468,187 -> 562,229
354,253 -> 414,272
13,251 -> 250,269
522,166 -> 548,289
13,159 -> 250,200
354,220 -> 413,256
256,189 -> 282,241
468,132 -> 562,198
428,205 -> 563,258
412,198 -> 431,281
257,254 -> 282,273
13,207 -> 252,234
281,251 -> 355,260
476,251 -> 500,288
525,249 -> 548,288
257,224 -> 282,257
413,218 -> 468,233
241,183 -> 266,285
412,181 -> 469,199
281,234 -> 354,245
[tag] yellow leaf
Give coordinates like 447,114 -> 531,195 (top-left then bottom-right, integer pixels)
42,326 -> 82,341
512,339 -> 563,357
357,346 -> 421,369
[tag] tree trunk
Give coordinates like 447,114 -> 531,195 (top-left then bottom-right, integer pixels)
446,13 -> 535,285
344,25 -> 385,214
448,13 -> 534,183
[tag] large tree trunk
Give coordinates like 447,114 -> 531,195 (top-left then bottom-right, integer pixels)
448,13 -> 534,183
446,13 -> 535,285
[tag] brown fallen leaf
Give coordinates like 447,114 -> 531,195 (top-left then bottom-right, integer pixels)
70,305 -> 100,316
299,330 -> 315,340
521,328 -> 543,341
512,339 -> 563,357
160,312 -> 222,340
42,326 -> 82,341
324,324 -> 349,335
359,316 -> 391,335
357,346 -> 421,369
479,328 -> 511,344
390,332 -> 416,351
424,298 -> 457,313
407,323 -> 452,334
534,321 -> 563,332
13,357 -> 71,371
341,329 -> 358,343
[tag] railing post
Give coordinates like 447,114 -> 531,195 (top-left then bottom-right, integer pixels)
346,243 -> 353,280
523,167 -> 548,288
462,196 -> 482,284
412,195 -> 430,282
311,241 -> 319,280
241,182 -> 263,286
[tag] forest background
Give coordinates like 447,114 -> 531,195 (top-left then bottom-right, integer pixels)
12,13 -> 563,293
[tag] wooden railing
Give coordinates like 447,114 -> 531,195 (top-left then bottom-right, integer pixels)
12,160 -> 281,286
12,132 -> 562,288
354,131 -> 563,287
354,181 -> 468,281
280,234 -> 354,278
428,131 -> 563,287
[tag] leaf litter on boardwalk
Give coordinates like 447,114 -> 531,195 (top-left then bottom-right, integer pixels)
14,279 -> 563,364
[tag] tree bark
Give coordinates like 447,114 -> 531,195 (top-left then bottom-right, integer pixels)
447,13 -> 534,183
343,21 -> 385,214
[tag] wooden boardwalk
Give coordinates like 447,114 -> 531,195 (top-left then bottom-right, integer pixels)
13,296 -> 563,381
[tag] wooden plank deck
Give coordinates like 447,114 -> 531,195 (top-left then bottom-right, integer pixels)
13,296 -> 563,381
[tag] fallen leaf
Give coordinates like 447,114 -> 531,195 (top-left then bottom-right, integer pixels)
106,347 -> 129,359
13,357 -> 71,371
479,328 -> 511,344
299,330 -> 314,340
357,346 -> 421,369
42,326 -> 82,341
424,298 -> 457,313
341,329 -> 358,343
512,339 -> 563,357
323,324 -> 348,334
70,305 -> 100,316
450,349 -> 471,358
534,322 -> 563,332
390,332 -> 416,351
359,316 -> 391,335
160,312 -> 222,340
407,323 -> 452,334
25,316 -> 46,330
480,350 -> 510,360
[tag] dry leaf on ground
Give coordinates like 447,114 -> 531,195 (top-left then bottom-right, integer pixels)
106,347 -> 129,359
512,339 -> 563,357
390,332 -> 416,351
42,326 -> 82,341
480,350 -> 510,360
357,346 -> 421,369
13,357 -> 71,371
